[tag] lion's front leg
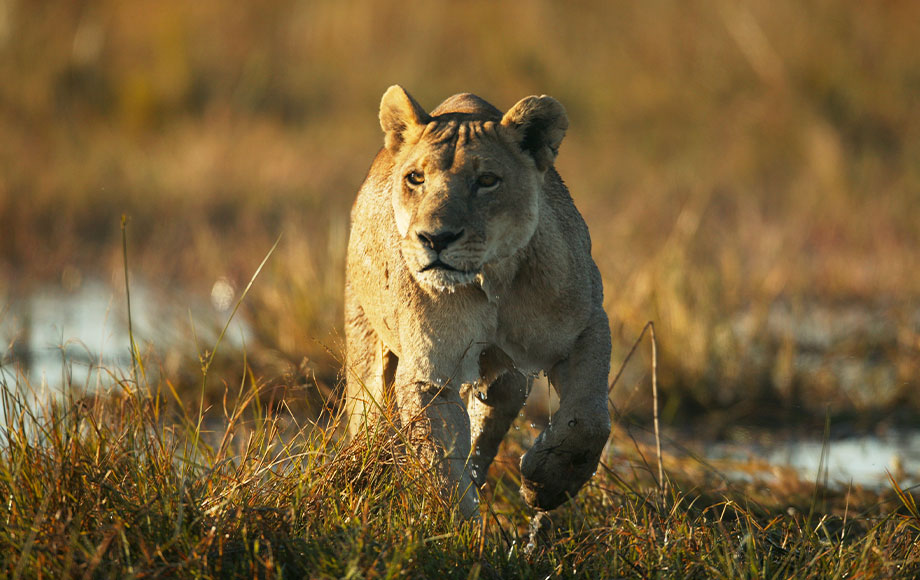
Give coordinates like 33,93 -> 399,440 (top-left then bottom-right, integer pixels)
395,377 -> 479,519
344,289 -> 398,438
519,310 -> 612,510
466,370 -> 529,486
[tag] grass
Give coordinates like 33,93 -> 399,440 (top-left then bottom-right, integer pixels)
1,263 -> 917,577
2,358 -> 920,578
3,0 -> 920,575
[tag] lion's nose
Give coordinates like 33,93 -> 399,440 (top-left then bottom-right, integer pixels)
417,229 -> 464,253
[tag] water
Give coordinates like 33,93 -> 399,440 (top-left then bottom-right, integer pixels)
731,300 -> 918,409
706,430 -> 920,488
0,278 -> 251,390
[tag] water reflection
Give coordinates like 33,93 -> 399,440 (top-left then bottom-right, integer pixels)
0,278 -> 250,390
707,431 -> 920,489
731,300 -> 917,410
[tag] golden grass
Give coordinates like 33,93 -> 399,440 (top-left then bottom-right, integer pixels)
4,2 -> 920,575
2,366 -> 919,578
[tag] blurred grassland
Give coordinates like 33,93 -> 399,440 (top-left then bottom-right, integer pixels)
1,0 -> 919,426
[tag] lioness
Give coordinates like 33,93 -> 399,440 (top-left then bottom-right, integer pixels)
346,86 -> 611,518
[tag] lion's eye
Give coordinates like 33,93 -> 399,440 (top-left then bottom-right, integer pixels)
406,171 -> 425,186
476,173 -> 501,190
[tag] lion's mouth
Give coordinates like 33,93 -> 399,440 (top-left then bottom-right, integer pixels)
413,257 -> 479,291
420,259 -> 465,273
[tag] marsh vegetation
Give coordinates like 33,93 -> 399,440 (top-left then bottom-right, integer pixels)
2,0 -> 919,576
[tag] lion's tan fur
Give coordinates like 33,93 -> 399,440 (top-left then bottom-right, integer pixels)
345,86 -> 611,517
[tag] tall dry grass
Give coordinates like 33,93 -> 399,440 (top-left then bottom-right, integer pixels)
1,362 -> 919,577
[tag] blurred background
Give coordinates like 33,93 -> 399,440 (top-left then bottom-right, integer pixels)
1,0 -> 919,440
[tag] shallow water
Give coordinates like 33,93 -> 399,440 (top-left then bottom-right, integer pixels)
706,430 -> 920,489
731,300 -> 917,410
0,278 -> 250,390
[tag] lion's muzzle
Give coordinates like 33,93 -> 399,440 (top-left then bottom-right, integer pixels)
417,228 -> 465,254
407,226 -> 480,291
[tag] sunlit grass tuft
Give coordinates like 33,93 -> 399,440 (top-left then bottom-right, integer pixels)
2,359 -> 919,577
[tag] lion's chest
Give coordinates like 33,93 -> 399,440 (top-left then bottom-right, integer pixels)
491,296 -> 581,375
400,284 -> 583,387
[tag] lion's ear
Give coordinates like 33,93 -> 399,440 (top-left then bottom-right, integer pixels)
379,85 -> 430,153
501,96 -> 568,171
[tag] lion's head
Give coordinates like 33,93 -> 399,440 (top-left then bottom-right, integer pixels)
378,85 -> 568,293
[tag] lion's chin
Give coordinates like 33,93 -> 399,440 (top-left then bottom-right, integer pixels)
413,268 -> 478,293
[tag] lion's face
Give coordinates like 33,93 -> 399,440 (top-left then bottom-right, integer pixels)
379,87 -> 568,293
389,122 -> 542,292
